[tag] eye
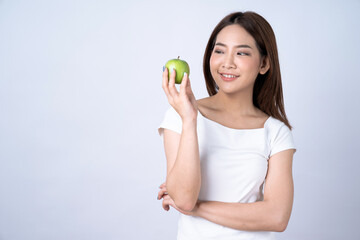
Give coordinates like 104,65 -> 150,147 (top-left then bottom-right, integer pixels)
237,52 -> 249,56
214,49 -> 224,54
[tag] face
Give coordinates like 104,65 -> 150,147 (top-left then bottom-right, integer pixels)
209,24 -> 269,95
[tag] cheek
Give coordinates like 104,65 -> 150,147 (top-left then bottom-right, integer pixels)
209,55 -> 215,69
209,57 -> 220,81
209,55 -> 220,72
238,59 -> 261,73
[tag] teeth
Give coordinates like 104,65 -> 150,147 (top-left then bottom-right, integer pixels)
221,74 -> 237,78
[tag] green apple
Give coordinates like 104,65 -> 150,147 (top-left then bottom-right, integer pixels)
165,56 -> 190,84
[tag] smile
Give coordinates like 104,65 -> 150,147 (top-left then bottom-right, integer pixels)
221,73 -> 237,78
219,72 -> 239,81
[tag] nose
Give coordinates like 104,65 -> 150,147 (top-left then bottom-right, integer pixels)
222,54 -> 236,69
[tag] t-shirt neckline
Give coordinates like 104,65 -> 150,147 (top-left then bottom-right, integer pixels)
197,109 -> 272,131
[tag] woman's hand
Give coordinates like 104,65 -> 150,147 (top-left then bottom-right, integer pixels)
162,67 -> 198,122
157,182 -> 198,216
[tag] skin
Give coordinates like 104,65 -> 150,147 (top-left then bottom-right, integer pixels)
159,24 -> 295,232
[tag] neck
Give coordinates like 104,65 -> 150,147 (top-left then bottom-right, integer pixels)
212,89 -> 258,116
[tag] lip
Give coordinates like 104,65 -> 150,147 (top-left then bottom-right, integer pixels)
218,72 -> 239,82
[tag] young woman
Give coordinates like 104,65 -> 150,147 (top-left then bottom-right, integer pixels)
157,11 -> 296,240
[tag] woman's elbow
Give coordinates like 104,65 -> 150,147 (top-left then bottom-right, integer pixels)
271,214 -> 290,232
167,186 -> 200,212
175,198 -> 197,212
273,221 -> 288,232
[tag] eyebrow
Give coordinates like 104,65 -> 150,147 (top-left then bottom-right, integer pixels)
215,42 -> 252,49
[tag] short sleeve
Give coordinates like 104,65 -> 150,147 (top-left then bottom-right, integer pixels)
158,106 -> 183,139
269,123 -> 297,157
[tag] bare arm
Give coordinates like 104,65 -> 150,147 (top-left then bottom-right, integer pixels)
161,68 -> 201,212
191,149 -> 295,232
163,121 -> 201,211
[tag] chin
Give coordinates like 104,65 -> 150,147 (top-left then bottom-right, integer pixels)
218,87 -> 240,95
218,84 -> 253,95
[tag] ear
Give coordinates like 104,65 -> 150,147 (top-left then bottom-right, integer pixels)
259,56 -> 270,75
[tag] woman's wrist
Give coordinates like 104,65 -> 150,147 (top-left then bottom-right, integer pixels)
182,117 -> 197,130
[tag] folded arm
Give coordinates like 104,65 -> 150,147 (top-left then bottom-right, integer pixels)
158,149 -> 294,232
188,149 -> 295,232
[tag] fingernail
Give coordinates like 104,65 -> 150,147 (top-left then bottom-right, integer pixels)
163,66 -> 165,72
183,72 -> 187,77
171,68 -> 174,73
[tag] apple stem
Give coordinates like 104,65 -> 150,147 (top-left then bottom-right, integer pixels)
177,56 -> 180,59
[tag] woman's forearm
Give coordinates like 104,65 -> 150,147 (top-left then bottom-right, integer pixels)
166,119 -> 201,212
194,200 -> 290,232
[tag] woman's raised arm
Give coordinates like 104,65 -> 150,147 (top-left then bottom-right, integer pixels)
160,68 -> 201,212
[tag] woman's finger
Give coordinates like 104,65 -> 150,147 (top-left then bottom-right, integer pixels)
162,201 -> 169,211
165,196 -> 178,211
162,67 -> 170,98
162,195 -> 171,211
186,76 -> 193,93
157,187 -> 168,200
179,72 -> 188,94
186,78 -> 197,103
160,185 -> 167,193
157,183 -> 167,200
168,68 -> 178,96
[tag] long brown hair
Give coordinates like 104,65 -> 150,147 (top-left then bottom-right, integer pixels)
203,11 -> 293,130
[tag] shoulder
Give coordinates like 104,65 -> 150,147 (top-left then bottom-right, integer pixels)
266,116 -> 291,138
266,117 -> 296,157
267,116 -> 287,129
158,106 -> 183,136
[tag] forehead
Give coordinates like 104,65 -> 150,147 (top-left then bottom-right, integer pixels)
215,24 -> 256,47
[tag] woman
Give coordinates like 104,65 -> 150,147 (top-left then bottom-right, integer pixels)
157,11 -> 296,240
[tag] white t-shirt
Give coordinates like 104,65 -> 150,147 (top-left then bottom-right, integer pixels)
158,106 -> 297,240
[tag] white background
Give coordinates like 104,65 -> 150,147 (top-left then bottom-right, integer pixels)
1,0 -> 359,239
